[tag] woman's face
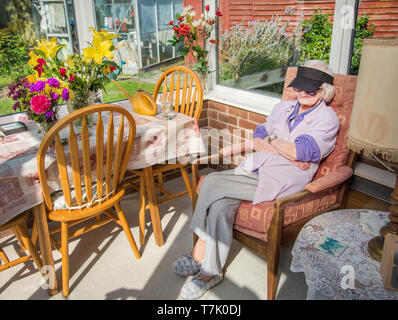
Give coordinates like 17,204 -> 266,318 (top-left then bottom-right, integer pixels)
295,88 -> 323,108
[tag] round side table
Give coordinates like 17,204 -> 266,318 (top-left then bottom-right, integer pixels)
290,209 -> 398,300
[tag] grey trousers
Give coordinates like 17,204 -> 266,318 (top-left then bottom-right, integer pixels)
191,169 -> 259,276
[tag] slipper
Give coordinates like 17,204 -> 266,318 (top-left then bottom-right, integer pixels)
180,273 -> 223,300
172,252 -> 202,276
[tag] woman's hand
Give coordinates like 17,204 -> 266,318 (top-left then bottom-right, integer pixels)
253,138 -> 311,170
290,160 -> 311,170
253,138 -> 278,154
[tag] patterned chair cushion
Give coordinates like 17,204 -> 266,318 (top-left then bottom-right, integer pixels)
233,189 -> 339,242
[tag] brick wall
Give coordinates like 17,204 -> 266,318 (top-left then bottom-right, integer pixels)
198,99 -> 267,169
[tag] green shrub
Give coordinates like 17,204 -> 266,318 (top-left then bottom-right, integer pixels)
299,9 -> 333,64
350,15 -> 375,75
0,32 -> 31,80
299,10 -> 375,75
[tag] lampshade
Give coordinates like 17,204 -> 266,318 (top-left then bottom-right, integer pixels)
347,38 -> 398,163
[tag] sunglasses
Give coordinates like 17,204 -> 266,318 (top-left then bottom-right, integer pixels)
293,87 -> 319,96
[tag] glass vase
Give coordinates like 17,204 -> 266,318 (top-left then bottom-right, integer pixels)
200,72 -> 209,97
37,121 -> 56,136
66,90 -> 96,113
66,90 -> 98,127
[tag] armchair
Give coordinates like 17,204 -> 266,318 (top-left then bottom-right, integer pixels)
192,67 -> 358,299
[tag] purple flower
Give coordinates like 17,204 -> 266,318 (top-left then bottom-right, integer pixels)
50,92 -> 60,100
47,78 -> 60,88
45,110 -> 54,119
62,88 -> 70,101
30,80 -> 46,92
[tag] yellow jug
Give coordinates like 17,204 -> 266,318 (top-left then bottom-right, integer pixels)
111,79 -> 157,116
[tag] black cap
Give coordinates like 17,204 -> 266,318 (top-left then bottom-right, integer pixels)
287,66 -> 334,92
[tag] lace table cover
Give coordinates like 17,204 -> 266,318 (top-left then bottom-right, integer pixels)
290,209 -> 398,300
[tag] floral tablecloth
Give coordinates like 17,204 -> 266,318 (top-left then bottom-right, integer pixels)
0,100 -> 205,226
290,209 -> 398,300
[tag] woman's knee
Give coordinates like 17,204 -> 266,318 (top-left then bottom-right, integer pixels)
199,172 -> 219,192
207,198 -> 240,226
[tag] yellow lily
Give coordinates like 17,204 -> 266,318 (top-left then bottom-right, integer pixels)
89,27 -> 119,42
28,51 -> 40,68
35,38 -> 63,60
83,38 -> 114,64
66,54 -> 75,69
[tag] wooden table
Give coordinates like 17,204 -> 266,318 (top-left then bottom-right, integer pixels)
0,100 -> 205,295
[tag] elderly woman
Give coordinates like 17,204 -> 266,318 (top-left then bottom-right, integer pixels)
173,60 -> 339,300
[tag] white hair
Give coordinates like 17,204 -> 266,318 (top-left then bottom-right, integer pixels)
303,60 -> 336,103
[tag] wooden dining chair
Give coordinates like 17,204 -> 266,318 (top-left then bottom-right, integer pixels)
0,211 -> 43,273
128,65 -> 204,246
192,67 -> 358,299
37,104 -> 140,297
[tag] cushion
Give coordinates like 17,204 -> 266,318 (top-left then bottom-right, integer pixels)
304,165 -> 353,193
52,181 -> 110,210
233,189 -> 339,242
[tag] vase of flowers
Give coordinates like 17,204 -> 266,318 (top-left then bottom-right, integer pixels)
168,5 -> 222,94
8,74 -> 72,135
28,28 -> 120,117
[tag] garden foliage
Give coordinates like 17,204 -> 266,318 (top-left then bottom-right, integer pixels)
219,15 -> 303,82
219,9 -> 376,81
0,31 -> 32,80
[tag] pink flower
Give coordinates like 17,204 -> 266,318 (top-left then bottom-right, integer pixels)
69,74 -> 76,82
30,95 -> 51,114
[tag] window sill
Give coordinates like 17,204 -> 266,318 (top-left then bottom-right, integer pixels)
206,85 -> 280,116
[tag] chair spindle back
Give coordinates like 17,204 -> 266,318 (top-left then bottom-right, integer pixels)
37,104 -> 136,211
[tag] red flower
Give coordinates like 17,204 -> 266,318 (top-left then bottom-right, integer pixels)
169,20 -> 174,25
33,64 -> 44,77
205,5 -> 210,11
69,74 -> 75,82
33,59 -> 47,77
215,9 -> 222,17
177,16 -> 183,21
59,68 -> 67,78
109,65 -> 117,73
209,39 -> 217,44
37,59 -> 47,66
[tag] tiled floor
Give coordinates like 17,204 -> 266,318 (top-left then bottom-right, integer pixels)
0,168 -> 308,300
